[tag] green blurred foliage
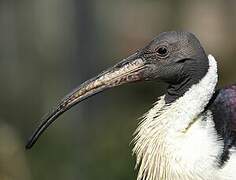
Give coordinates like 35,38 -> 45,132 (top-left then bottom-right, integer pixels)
0,0 -> 236,179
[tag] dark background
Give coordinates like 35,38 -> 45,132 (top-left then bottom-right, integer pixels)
0,0 -> 236,180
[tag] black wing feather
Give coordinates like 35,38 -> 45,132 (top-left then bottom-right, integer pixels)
208,84 -> 236,166
210,85 -> 236,137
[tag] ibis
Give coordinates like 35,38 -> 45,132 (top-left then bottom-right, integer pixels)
26,31 -> 236,180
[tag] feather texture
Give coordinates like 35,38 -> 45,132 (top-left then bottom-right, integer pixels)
133,55 -> 236,180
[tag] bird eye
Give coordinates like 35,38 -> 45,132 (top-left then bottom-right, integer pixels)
156,46 -> 168,57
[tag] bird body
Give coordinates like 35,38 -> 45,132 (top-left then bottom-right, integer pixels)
26,31 -> 236,180
133,55 -> 236,180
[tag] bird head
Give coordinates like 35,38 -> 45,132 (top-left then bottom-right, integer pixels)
26,31 -> 209,149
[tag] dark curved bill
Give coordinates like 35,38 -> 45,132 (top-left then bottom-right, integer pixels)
26,53 -> 151,149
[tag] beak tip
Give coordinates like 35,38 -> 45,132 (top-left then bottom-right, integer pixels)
25,144 -> 31,150
25,137 -> 35,150
25,142 -> 32,150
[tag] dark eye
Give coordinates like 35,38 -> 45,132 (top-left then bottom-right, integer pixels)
156,46 -> 168,56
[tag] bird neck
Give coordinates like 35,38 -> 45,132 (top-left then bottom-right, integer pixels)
133,55 -> 218,180
165,56 -> 210,104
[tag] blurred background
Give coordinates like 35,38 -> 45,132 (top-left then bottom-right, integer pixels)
0,0 -> 236,179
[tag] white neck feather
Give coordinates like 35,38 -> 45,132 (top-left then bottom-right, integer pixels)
133,55 -> 218,180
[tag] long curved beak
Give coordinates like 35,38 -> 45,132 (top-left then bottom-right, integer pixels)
26,53 -> 151,149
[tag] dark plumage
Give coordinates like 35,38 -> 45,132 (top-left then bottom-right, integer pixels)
209,85 -> 236,166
